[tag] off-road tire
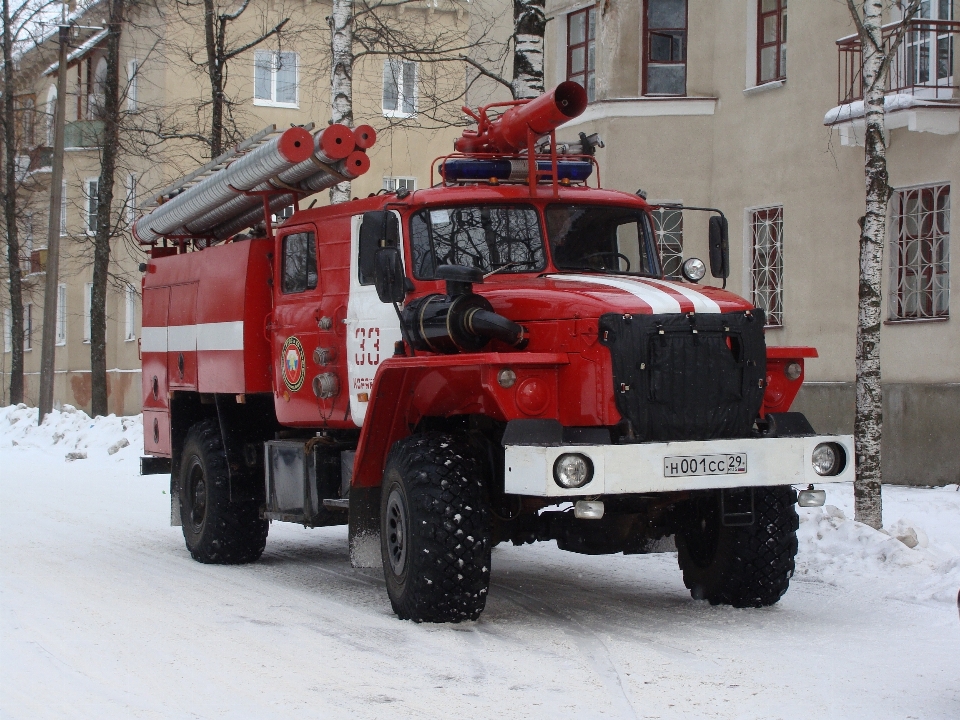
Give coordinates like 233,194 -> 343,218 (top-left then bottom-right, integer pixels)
676,486 -> 799,608
380,432 -> 492,622
179,419 -> 268,564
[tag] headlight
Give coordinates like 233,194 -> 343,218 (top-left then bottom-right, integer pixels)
553,453 -> 593,489
681,258 -> 706,282
784,361 -> 802,381
497,368 -> 517,388
812,442 -> 845,476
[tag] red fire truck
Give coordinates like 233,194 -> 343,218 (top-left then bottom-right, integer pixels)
137,82 -> 851,622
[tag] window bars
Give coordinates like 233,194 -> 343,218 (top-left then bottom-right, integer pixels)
892,184 -> 950,320
751,206 -> 784,328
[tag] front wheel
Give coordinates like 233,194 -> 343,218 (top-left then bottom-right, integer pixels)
676,486 -> 799,607
380,432 -> 492,622
179,419 -> 268,564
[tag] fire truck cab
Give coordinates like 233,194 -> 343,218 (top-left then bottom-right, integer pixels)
139,82 -> 852,623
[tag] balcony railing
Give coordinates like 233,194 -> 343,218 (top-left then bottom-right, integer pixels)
837,19 -> 959,104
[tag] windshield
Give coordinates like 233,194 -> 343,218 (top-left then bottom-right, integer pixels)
410,205 -> 546,279
546,204 -> 660,277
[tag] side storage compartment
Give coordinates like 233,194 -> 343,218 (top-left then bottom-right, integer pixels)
264,440 -> 348,527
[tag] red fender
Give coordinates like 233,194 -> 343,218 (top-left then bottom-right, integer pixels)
762,346 -> 819,416
351,352 -> 569,488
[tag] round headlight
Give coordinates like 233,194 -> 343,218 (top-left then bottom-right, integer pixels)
497,368 -> 517,388
553,453 -> 593,489
785,362 -> 802,381
812,443 -> 841,476
681,257 -> 706,283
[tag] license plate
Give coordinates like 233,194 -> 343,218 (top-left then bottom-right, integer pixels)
664,453 -> 747,477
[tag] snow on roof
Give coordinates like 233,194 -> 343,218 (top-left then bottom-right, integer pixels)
41,27 -> 109,77
823,93 -> 956,125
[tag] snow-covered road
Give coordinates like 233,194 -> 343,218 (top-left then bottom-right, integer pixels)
1,405 -> 958,719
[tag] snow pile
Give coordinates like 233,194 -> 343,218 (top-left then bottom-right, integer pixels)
0,404 -> 143,461
796,490 -> 960,605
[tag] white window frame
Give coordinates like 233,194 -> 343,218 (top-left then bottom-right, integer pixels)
125,173 -> 138,224
24,303 -> 32,351
650,201 -> 684,280
3,308 -> 11,353
125,284 -> 137,341
382,176 -> 417,192
253,51 -> 300,108
382,59 -> 418,118
127,59 -> 139,113
86,177 -> 99,235
83,282 -> 93,343
56,283 -> 67,345
60,180 -> 67,236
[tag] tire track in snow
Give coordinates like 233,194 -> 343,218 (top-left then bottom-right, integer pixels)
492,581 -> 641,720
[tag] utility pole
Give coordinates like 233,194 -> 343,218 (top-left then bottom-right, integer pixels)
38,22 -> 70,424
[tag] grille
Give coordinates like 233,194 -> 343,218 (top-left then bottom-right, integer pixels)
598,310 -> 767,442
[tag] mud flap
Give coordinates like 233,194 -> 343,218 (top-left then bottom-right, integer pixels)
170,474 -> 182,527
348,485 -> 382,568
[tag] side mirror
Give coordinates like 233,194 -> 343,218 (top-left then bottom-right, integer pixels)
359,210 -> 400,284
708,215 -> 730,279
374,247 -> 406,304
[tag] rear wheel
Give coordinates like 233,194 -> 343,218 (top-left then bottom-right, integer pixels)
676,486 -> 799,607
380,432 -> 492,622
179,419 -> 268,564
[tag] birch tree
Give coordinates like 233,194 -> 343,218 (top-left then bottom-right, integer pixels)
329,0 -> 352,204
844,0 -> 921,529
1,0 -> 57,404
511,0 -> 544,99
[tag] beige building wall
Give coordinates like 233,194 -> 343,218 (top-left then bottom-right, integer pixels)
544,0 -> 959,483
3,0 -> 511,416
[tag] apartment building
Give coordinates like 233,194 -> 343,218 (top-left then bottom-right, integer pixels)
539,0 -> 958,484
2,0 -> 509,415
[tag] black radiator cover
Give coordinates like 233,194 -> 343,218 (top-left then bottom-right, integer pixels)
598,310 -> 766,441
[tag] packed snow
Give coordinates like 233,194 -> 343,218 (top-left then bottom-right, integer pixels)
2,404 -> 958,719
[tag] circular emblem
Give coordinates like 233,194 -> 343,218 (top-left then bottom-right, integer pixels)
281,336 -> 306,392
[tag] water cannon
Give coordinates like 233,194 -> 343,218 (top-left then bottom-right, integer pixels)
454,81 -> 588,154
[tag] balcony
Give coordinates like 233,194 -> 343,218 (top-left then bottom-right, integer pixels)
826,18 -> 960,145
64,119 -> 104,149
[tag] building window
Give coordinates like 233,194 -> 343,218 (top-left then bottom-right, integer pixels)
750,206 -> 784,327
254,51 -> 299,107
644,0 -> 687,96
383,176 -> 417,193
3,308 -> 11,353
127,59 -> 139,112
892,184 -> 950,320
60,180 -> 67,236
46,85 -> 56,145
83,282 -> 93,342
567,7 -> 596,102
125,284 -> 137,340
56,284 -> 67,345
382,59 -> 417,117
24,303 -> 32,350
757,0 -> 787,84
86,178 -> 99,234
125,173 -> 138,224
652,207 -> 684,279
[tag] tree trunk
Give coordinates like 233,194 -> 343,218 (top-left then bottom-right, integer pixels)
90,5 -> 125,417
854,0 -> 887,529
203,0 -> 224,157
1,0 -> 24,403
511,0 -> 545,99
330,0 -> 353,204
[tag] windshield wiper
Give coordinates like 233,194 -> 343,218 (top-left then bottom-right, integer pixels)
483,260 -> 538,279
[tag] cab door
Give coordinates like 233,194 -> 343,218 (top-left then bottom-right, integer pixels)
271,226 -> 345,425
345,211 -> 404,426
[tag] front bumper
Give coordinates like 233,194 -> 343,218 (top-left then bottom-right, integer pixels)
503,434 -> 854,497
